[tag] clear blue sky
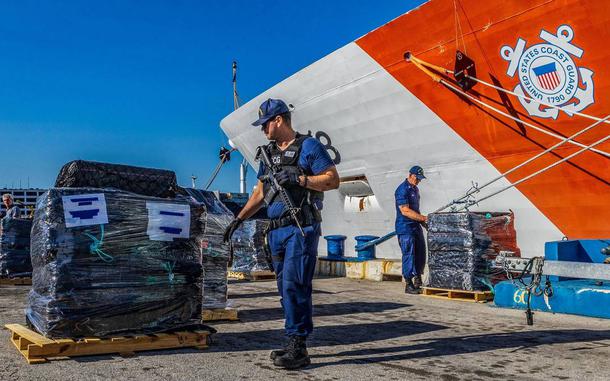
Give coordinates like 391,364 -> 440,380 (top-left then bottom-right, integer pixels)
0,0 -> 425,192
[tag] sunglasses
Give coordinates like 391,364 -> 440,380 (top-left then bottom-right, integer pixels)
261,116 -> 277,131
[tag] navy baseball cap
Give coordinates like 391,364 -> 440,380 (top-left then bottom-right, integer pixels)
409,165 -> 426,180
251,98 -> 290,126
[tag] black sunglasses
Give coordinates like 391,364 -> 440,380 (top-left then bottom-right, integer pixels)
261,116 -> 277,131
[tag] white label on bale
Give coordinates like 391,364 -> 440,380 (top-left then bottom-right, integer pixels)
146,202 -> 191,241
62,193 -> 109,228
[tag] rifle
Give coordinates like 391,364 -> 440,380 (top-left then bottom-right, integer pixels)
256,146 -> 305,237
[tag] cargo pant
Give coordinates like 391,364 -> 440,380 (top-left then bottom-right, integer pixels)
268,222 -> 320,337
398,227 -> 426,280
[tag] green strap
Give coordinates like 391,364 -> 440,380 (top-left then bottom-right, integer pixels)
83,224 -> 113,262
162,261 -> 176,284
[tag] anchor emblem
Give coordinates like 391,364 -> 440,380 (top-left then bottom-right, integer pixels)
500,25 -> 594,119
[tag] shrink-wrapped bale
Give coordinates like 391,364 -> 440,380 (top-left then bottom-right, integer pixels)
55,160 -> 178,198
0,218 -> 33,278
230,219 -> 272,273
184,188 -> 233,309
426,212 -> 520,291
201,255 -> 229,309
26,188 -> 203,338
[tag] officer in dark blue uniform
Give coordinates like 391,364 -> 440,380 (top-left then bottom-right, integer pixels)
223,99 -> 339,369
395,165 -> 427,294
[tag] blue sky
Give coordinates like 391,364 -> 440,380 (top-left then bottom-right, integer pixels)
0,0 -> 425,192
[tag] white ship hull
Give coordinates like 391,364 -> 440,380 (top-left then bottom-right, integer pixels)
221,0 -> 609,259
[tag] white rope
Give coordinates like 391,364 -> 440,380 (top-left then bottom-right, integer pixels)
434,113 -> 610,213
467,74 -> 610,125
453,0 -> 467,54
413,55 -> 608,126
454,133 -> 610,212
439,79 -> 610,157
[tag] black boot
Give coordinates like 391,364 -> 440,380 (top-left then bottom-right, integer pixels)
273,335 -> 311,369
405,279 -> 420,294
270,337 -> 310,360
412,275 -> 423,290
269,345 -> 287,360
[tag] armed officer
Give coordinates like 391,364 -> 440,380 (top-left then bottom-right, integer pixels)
395,165 -> 427,294
223,98 -> 339,369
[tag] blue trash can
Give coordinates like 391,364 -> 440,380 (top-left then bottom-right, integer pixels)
323,235 -> 347,260
355,235 -> 380,260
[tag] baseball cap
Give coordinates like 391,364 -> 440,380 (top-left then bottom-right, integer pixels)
251,98 -> 290,126
409,165 -> 426,180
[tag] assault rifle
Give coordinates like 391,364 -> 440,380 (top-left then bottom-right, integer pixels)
256,146 -> 305,237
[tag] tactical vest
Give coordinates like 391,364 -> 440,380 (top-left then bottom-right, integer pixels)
258,133 -> 324,224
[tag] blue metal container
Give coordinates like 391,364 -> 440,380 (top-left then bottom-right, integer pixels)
323,235 -> 347,260
355,235 -> 380,260
494,239 -> 610,320
494,279 -> 610,320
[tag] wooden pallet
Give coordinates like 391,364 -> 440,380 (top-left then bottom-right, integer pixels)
227,270 -> 276,281
201,308 -> 239,322
5,324 -> 210,364
421,287 -> 493,303
0,277 -> 32,285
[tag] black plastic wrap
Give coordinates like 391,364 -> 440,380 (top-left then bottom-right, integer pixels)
201,256 -> 228,309
0,218 -> 33,278
27,188 -> 203,338
55,160 -> 178,198
230,219 -> 272,273
185,188 -> 233,310
426,212 -> 520,291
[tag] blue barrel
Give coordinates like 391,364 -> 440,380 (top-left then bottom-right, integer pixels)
323,235 -> 347,259
355,235 -> 380,260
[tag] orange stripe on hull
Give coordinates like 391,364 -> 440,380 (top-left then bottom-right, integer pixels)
356,0 -> 610,239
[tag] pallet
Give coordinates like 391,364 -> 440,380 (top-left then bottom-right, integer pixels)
0,277 -> 32,285
5,323 -> 210,364
227,270 -> 276,281
201,308 -> 239,322
421,287 -> 493,303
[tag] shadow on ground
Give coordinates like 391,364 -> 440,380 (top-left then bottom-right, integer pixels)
305,329 -> 610,369
208,320 -> 445,353
229,289 -> 335,300
238,301 -> 411,323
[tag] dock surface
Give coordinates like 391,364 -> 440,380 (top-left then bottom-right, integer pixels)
2,278 -> 609,380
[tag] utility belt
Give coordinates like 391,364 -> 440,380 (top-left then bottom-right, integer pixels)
263,203 -> 321,265
266,203 -> 322,232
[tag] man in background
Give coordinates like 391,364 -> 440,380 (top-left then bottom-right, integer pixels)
2,194 -> 21,219
395,166 -> 427,294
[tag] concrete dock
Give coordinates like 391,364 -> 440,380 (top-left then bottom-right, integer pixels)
2,277 -> 609,380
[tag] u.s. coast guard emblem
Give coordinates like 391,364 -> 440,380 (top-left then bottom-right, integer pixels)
500,25 -> 594,119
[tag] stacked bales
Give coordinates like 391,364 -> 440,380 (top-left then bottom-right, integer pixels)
55,160 -> 178,198
0,218 -> 33,278
426,212 -> 520,291
26,188 -> 204,338
231,220 -> 272,274
185,189 -> 233,310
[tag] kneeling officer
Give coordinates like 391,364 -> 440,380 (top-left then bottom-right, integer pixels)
224,98 -> 339,369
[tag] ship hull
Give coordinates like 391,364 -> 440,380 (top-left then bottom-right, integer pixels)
221,0 -> 610,259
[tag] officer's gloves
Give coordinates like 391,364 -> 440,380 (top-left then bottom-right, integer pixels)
223,217 -> 243,243
274,167 -> 303,187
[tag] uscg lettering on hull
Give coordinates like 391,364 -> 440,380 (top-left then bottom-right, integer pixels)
500,25 -> 594,119
62,193 -> 109,228
146,202 -> 191,241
